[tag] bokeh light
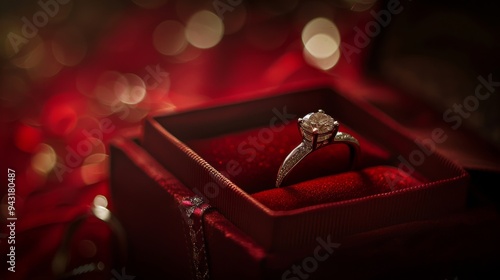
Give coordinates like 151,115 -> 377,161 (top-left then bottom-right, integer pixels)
91,195 -> 111,222
15,123 -> 43,153
153,20 -> 187,56
81,154 -> 109,185
93,71 -> 125,106
185,10 -> 224,49
302,17 -> 341,50
302,17 -> 341,70
305,33 -> 339,59
303,46 -> 341,71
92,205 -> 111,222
31,143 -> 57,175
93,194 -> 108,208
114,73 -> 147,105
42,102 -> 78,136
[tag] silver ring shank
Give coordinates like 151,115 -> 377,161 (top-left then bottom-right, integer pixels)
333,132 -> 360,170
275,132 -> 360,188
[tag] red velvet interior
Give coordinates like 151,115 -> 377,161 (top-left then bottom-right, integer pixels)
187,120 -> 426,209
252,166 -> 423,211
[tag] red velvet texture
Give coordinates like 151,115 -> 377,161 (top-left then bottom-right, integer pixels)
187,121 -> 424,210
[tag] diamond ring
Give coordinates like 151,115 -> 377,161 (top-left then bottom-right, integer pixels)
275,109 -> 360,187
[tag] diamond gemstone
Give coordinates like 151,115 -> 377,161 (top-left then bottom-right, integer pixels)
300,111 -> 335,142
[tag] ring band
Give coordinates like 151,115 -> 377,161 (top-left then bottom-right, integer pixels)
275,109 -> 360,188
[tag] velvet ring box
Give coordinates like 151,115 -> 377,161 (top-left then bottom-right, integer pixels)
110,81 -> 478,279
140,82 -> 468,253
